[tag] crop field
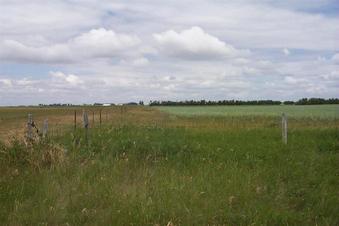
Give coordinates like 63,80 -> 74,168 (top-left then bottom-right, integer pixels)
157,105 -> 339,118
0,106 -> 338,225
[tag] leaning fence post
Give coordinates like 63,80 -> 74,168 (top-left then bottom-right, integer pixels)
42,119 -> 48,138
27,114 -> 33,140
282,113 -> 288,144
83,110 -> 89,142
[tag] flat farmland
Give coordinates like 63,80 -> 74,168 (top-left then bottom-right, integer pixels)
0,106 -> 338,225
0,106 -> 156,141
157,105 -> 339,118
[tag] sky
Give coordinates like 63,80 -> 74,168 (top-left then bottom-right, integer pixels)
0,0 -> 339,105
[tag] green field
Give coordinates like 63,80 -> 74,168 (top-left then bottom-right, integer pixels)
157,105 -> 339,118
0,106 -> 338,225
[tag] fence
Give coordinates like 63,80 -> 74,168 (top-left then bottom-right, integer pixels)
10,106 -> 133,140
25,108 -> 289,144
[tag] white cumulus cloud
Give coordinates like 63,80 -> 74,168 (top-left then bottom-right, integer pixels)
153,26 -> 249,60
284,76 -> 306,84
283,48 -> 290,56
0,28 -> 142,64
0,79 -> 13,87
50,71 -> 84,86
69,28 -> 141,58
332,53 -> 339,63
0,40 -> 72,63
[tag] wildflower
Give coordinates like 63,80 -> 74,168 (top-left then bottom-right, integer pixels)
228,195 -> 236,206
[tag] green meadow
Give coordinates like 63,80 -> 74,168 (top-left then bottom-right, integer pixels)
0,106 -> 338,225
157,105 -> 339,118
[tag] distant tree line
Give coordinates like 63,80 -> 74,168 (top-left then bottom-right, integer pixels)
149,98 -> 339,106
37,102 -> 144,107
294,98 -> 339,105
34,98 -> 339,107
38,103 -> 79,107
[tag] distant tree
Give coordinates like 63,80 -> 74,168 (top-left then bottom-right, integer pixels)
124,102 -> 138,106
283,101 -> 295,105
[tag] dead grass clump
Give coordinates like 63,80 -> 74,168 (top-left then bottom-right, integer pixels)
0,138 -> 67,171
28,143 -> 67,171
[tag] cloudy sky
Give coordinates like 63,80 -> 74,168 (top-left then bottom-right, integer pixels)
0,0 -> 339,105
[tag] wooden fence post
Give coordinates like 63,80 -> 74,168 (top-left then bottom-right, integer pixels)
282,113 -> 288,144
42,119 -> 48,138
74,110 -> 77,131
83,110 -> 89,142
99,109 -> 102,127
92,111 -> 95,127
27,114 -> 33,140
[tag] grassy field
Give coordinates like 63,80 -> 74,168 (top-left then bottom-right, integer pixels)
157,105 -> 339,118
0,106 -> 338,225
0,107 -> 129,141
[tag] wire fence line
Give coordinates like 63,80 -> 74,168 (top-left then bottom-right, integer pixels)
24,107 -> 289,144
0,106 -> 133,141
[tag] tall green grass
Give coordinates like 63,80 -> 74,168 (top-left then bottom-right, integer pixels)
1,112 -> 338,225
